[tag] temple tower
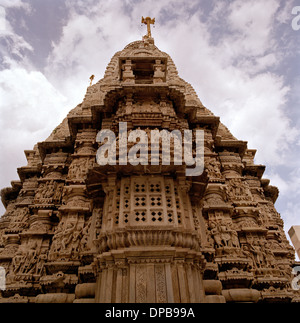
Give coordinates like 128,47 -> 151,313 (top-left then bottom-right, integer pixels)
0,22 -> 299,303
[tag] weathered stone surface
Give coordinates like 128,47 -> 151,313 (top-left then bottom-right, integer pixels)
75,283 -> 96,299
35,293 -> 75,303
203,295 -> 226,303
0,32 -> 299,303
203,280 -> 223,295
73,298 -> 95,303
222,289 -> 261,303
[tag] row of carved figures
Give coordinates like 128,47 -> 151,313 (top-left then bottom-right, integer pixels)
48,217 -> 92,261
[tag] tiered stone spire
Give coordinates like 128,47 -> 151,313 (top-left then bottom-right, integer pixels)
0,23 -> 299,303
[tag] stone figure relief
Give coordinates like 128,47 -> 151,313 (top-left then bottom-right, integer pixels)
48,220 -> 65,261
80,216 -> 92,252
1,207 -> 30,233
205,158 -> 223,180
0,36 -> 298,304
209,221 -> 240,249
226,179 -> 253,201
6,240 -> 49,284
48,216 -> 92,261
67,158 -> 94,181
240,236 -> 287,274
34,181 -> 64,205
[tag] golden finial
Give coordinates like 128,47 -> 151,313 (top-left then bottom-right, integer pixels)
141,16 -> 155,38
89,75 -> 95,86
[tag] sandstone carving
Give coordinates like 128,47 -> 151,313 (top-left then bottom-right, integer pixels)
0,24 -> 298,303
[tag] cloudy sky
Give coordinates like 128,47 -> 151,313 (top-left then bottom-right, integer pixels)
0,0 -> 299,247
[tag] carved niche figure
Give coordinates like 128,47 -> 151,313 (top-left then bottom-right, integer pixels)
52,183 -> 64,204
48,219 -> 84,261
226,222 -> 240,248
241,244 -> 255,268
205,158 -> 223,180
34,183 -> 45,203
68,158 -> 94,181
209,221 -> 240,250
247,239 -> 265,269
61,222 -> 76,252
48,221 -> 65,261
8,240 -> 39,281
34,180 -> 61,204
7,207 -> 30,232
210,222 -> 222,248
11,249 -> 26,275
70,225 -> 83,258
80,217 -> 92,252
35,249 -> 48,276
67,159 -> 84,180
262,242 -> 276,269
21,241 -> 38,275
226,179 -> 252,201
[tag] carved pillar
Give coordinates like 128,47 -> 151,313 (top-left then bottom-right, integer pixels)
45,131 -> 95,283
153,59 -> 165,83
122,60 -> 135,84
94,249 -> 205,303
93,175 -> 206,303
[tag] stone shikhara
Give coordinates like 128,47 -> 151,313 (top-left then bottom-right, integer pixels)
0,22 -> 298,303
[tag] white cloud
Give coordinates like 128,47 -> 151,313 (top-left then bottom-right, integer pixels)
0,0 -> 28,9
45,1 -> 138,107
275,0 -> 295,24
0,1 -> 33,68
228,0 -> 280,55
268,167 -> 300,199
0,6 -> 5,31
0,65 -> 67,188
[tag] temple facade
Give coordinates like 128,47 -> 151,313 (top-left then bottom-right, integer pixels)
0,30 -> 299,303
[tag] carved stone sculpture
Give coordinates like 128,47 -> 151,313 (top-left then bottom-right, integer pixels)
0,28 -> 298,303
